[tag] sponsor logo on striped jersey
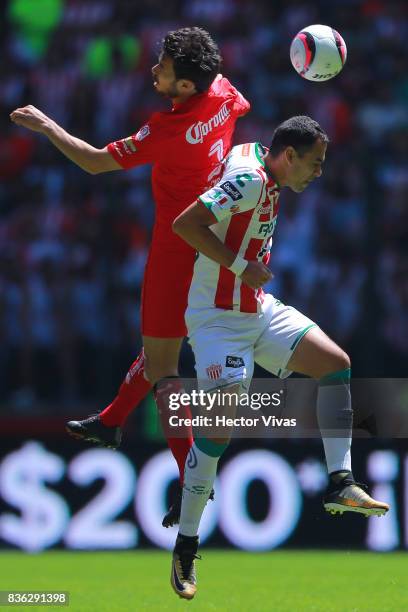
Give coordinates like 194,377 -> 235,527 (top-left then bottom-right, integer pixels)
226,356 -> 245,368
220,181 -> 243,201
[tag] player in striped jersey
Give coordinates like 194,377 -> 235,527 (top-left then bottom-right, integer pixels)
169,116 -> 389,600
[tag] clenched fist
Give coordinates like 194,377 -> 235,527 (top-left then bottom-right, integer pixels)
240,261 -> 273,289
10,105 -> 51,133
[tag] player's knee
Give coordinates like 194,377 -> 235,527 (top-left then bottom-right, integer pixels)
335,350 -> 351,372
145,367 -> 178,387
143,355 -> 179,386
143,360 -> 162,386
319,349 -> 351,378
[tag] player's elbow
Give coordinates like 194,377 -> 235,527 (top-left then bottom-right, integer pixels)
85,160 -> 109,175
172,215 -> 186,237
81,159 -> 104,175
85,166 -> 100,175
85,149 -> 119,175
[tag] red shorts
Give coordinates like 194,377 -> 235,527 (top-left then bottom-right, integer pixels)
141,241 -> 196,338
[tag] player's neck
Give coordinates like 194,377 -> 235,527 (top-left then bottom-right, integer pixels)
263,153 -> 283,188
171,90 -> 199,106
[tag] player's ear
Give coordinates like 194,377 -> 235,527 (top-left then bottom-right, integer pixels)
285,146 -> 296,165
179,79 -> 197,94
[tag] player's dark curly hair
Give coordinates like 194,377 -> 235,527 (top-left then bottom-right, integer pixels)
270,116 -> 329,157
162,27 -> 221,93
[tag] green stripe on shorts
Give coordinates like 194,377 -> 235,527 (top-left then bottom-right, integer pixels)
290,323 -> 316,351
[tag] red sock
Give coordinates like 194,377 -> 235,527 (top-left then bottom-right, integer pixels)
100,349 -> 152,427
100,352 -> 193,483
166,437 -> 193,485
154,377 -> 194,484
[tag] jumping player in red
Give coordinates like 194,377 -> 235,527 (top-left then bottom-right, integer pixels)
10,27 -> 250,526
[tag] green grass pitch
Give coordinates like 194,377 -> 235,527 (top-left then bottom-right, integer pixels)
1,550 -> 407,611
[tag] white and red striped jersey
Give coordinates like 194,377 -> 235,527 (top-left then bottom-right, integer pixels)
188,142 -> 281,314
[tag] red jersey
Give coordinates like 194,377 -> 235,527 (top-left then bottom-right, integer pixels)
108,75 -> 250,249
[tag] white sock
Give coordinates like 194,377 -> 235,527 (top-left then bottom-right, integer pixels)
317,380 -> 353,474
323,445 -> 352,474
179,442 -> 221,537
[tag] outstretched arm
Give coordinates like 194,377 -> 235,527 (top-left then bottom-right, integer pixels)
10,105 -> 121,175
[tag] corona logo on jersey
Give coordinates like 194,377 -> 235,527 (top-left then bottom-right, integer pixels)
186,103 -> 231,144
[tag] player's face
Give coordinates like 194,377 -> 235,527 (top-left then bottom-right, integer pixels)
287,138 -> 327,193
151,54 -> 184,99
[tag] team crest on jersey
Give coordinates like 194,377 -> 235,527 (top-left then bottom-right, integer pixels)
136,125 -> 150,141
206,364 -> 222,380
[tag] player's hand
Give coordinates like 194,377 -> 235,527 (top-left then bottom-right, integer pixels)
10,105 -> 51,133
240,261 -> 273,289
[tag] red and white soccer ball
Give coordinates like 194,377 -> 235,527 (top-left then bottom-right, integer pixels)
290,24 -> 347,82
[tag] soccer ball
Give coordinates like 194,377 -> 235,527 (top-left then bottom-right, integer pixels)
290,24 -> 347,82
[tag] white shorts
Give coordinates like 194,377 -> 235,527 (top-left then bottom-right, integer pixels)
186,293 -> 317,390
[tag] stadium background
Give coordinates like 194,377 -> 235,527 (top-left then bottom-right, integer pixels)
1,0 -> 407,556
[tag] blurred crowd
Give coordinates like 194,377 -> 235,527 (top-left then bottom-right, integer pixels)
1,0 -> 407,411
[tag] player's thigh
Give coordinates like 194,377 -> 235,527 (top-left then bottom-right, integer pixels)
191,318 -> 256,443
207,382 -> 242,445
142,336 -> 184,383
190,325 -> 255,392
254,301 -> 317,378
141,244 -> 195,338
287,326 -> 350,378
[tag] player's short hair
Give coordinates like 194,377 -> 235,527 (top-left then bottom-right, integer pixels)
269,116 -> 329,157
162,27 -> 221,93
